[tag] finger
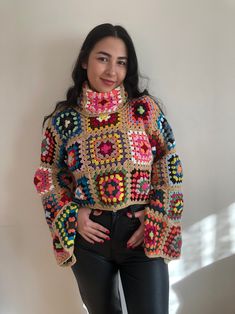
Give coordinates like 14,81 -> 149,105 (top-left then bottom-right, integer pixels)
90,221 -> 110,235
132,211 -> 144,224
126,210 -> 144,220
93,209 -> 103,216
80,233 -> 95,244
134,210 -> 144,218
126,223 -> 144,246
88,233 -> 105,243
127,230 -> 141,246
80,231 -> 106,244
126,211 -> 133,218
89,228 -> 110,240
79,225 -> 109,241
131,238 -> 144,248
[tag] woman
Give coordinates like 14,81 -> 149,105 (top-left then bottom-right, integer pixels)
34,23 -> 183,314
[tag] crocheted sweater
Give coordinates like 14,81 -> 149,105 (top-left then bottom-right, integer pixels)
34,82 -> 184,267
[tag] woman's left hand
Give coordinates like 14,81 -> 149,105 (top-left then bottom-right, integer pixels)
126,209 -> 145,249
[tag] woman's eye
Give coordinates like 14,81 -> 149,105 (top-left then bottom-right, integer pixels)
118,60 -> 127,66
98,57 -> 108,62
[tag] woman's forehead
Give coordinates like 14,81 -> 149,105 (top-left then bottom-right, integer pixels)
91,37 -> 127,57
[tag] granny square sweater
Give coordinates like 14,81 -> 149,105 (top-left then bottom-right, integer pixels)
34,82 -> 184,267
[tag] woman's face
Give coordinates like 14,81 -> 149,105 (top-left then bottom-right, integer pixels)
83,36 -> 128,92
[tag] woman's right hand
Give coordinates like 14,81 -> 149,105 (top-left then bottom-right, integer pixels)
77,208 -> 110,244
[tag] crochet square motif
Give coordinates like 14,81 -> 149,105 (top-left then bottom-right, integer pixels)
130,169 -> 151,201
52,109 -> 82,140
128,130 -> 153,165
129,98 -> 153,125
74,176 -> 95,206
41,127 -> 56,165
148,189 -> 166,215
42,193 -> 62,227
144,210 -> 182,258
94,170 -> 128,206
34,167 -> 54,195
87,112 -> 121,132
86,131 -> 127,168
144,212 -> 167,253
53,203 -> 78,249
166,153 -> 183,186
163,225 -> 182,258
157,113 -> 176,150
168,191 -> 183,222
67,140 -> 84,172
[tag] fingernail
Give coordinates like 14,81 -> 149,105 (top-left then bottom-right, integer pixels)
127,243 -> 132,248
100,240 -> 104,243
106,237 -> 110,240
105,230 -> 110,234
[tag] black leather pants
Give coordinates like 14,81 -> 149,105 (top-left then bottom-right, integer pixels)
71,204 -> 169,314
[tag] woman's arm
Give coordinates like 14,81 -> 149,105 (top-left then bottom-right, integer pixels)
144,97 -> 184,262
33,114 -> 79,267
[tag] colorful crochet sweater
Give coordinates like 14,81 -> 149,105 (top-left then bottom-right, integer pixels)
34,82 -> 184,267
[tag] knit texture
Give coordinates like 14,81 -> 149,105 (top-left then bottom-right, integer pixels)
34,82 -> 184,266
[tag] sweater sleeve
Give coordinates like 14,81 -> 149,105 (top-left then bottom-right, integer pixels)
143,97 -> 184,262
33,114 -> 79,267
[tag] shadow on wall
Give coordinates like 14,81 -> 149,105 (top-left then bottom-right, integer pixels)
1,38 -> 87,314
175,255 -> 235,314
170,203 -> 235,314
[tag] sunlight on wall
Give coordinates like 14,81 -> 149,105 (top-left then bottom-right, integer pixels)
200,215 -> 217,267
169,202 -> 235,313
229,203 -> 235,253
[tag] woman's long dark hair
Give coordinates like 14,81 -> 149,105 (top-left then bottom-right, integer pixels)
43,23 -> 149,126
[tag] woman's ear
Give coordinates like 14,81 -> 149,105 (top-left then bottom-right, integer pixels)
82,62 -> 87,70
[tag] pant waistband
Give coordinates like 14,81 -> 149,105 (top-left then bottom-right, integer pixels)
92,204 -> 147,215
128,204 -> 147,212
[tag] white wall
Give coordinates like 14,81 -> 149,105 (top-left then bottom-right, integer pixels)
1,0 -> 234,313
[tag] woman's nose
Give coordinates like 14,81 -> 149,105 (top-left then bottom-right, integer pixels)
106,62 -> 116,75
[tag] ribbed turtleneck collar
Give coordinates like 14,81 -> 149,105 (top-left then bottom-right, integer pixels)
79,81 -> 128,115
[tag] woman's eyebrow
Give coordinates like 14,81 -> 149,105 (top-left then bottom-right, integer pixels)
96,51 -> 128,59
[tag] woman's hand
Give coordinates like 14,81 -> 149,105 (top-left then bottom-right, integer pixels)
126,210 -> 145,249
77,208 -> 110,244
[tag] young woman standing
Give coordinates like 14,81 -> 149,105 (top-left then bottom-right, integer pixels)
34,23 -> 184,314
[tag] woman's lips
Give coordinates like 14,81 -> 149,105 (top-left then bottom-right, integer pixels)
100,78 -> 116,86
